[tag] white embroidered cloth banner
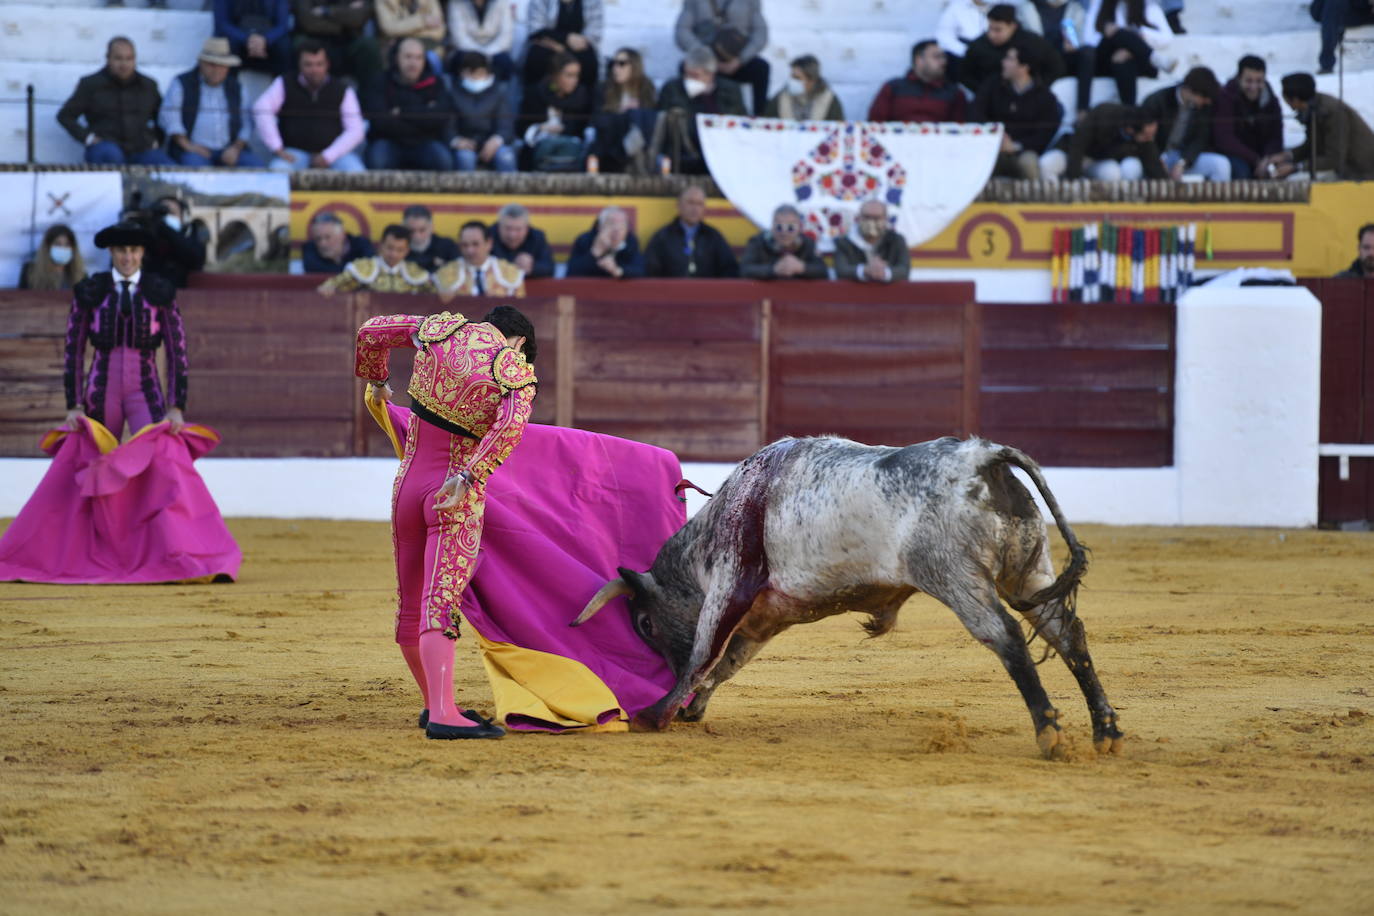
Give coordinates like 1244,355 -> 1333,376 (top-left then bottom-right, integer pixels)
698,116 -> 1003,249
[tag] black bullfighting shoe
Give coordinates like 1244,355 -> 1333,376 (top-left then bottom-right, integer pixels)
425,709 -> 505,740
418,708 -> 429,729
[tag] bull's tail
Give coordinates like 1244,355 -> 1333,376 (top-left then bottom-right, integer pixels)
994,445 -> 1088,610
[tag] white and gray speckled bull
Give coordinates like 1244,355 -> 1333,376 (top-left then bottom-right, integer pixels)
573,435 -> 1123,759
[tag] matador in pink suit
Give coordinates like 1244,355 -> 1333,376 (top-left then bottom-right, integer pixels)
63,221 -> 188,438
356,305 -> 537,740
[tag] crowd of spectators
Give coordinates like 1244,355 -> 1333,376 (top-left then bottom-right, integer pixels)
51,0 -> 1374,181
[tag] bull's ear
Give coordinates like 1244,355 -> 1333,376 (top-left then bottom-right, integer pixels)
617,568 -> 654,600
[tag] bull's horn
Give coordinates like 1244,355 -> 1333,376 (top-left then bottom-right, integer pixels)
570,578 -> 633,627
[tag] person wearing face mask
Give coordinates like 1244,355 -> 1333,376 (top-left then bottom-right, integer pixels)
739,204 -> 827,280
138,197 -> 207,290
763,55 -> 843,122
20,225 -> 87,291
833,200 -> 910,284
450,52 -> 517,172
654,46 -> 746,175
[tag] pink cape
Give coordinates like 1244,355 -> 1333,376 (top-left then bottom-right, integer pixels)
0,418 -> 242,585
380,402 -> 682,727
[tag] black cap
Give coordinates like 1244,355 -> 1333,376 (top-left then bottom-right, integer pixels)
94,220 -> 153,249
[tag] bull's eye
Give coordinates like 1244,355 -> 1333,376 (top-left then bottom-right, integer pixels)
634,611 -> 655,640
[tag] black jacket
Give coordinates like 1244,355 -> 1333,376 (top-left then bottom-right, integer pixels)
57,67 -> 163,155
406,235 -> 460,272
566,221 -> 645,278
1141,84 -> 1214,167
363,64 -> 455,145
1335,257 -> 1369,279
643,220 -> 739,278
1055,103 -> 1167,179
970,77 -> 1062,154
739,232 -> 827,280
959,30 -> 1065,93
490,225 -> 555,279
143,221 -> 208,289
302,234 -> 376,273
517,79 -> 592,139
452,81 -> 515,143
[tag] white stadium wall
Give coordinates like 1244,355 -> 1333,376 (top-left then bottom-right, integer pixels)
0,286 -> 1324,527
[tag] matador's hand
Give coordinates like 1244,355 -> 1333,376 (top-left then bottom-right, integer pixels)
366,381 -> 392,407
434,474 -> 470,511
63,407 -> 85,430
165,407 -> 186,433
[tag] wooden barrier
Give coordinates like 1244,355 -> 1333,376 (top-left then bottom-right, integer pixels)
1299,278 -> 1374,524
0,278 -> 1176,470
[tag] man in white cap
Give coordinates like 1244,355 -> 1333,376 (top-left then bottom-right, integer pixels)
160,37 -> 263,167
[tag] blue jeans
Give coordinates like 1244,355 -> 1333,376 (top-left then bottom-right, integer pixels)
1314,0 -> 1374,70
85,141 -> 175,165
172,145 -> 266,168
365,138 -> 453,171
454,143 -> 516,172
1163,149 -> 1232,181
268,146 -> 366,172
1226,155 -> 1255,180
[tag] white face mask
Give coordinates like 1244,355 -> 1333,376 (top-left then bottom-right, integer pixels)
787,77 -> 806,97
49,244 -> 74,265
164,214 -> 182,231
462,75 -> 494,93
684,77 -> 710,98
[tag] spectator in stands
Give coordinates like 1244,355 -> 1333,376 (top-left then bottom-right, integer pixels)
833,200 -> 910,284
214,0 -> 293,75
292,0 -> 383,84
1267,72 -> 1374,181
764,55 -> 844,122
938,0 -> 1045,86
161,38 -> 264,168
57,37 -> 174,166
20,225 -> 86,291
451,52 -> 517,172
303,211 -> 376,273
1077,0 -> 1176,108
523,0 -> 603,92
959,4 -> 1065,94
1040,103 -> 1165,180
318,224 -> 436,296
1161,0 -> 1185,33
1334,223 -> 1374,278
434,221 -> 527,300
868,40 -> 968,123
589,47 -> 658,174
971,44 -> 1062,179
140,197 -> 208,289
491,203 -> 555,278
519,52 -> 593,171
1313,0 -> 1374,74
403,204 -> 460,271
740,205 -> 827,280
376,0 -> 447,53
363,37 -> 458,170
254,40 -> 367,172
567,206 -> 645,279
1212,56 -> 1284,180
447,0 -> 516,83
1141,66 -> 1228,181
644,185 -> 739,278
675,0 -> 770,116
655,46 -> 748,175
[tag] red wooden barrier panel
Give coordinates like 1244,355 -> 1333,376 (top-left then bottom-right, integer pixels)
1300,278 -> 1374,525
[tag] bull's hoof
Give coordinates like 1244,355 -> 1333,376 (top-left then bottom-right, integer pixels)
676,706 -> 705,722
630,713 -> 668,732
1094,734 -> 1126,756
1036,723 -> 1064,759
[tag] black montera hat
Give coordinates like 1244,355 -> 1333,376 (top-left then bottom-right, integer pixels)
94,220 -> 153,249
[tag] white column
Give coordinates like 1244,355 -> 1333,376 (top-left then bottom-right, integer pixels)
1174,286 -> 1322,527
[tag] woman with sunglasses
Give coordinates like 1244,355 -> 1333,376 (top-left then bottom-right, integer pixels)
588,47 -> 657,173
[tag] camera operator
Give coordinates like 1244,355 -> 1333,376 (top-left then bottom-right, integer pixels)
131,195 -> 207,288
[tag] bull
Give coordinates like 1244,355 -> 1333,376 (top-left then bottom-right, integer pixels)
573,435 -> 1123,759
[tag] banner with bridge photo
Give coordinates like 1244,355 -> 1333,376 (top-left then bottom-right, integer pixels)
697,116 -> 1002,250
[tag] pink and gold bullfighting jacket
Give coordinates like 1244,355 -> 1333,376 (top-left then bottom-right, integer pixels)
354,310 -> 536,483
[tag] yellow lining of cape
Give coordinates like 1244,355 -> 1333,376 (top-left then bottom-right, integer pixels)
365,385 -> 405,459
476,634 -> 628,733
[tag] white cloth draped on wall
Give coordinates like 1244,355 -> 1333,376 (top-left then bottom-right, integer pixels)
698,115 -> 1002,250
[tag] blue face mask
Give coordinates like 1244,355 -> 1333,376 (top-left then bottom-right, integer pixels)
50,244 -> 74,265
462,75 -> 495,93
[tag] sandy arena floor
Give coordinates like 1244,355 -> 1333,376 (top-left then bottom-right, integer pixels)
1,519 -> 1372,915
